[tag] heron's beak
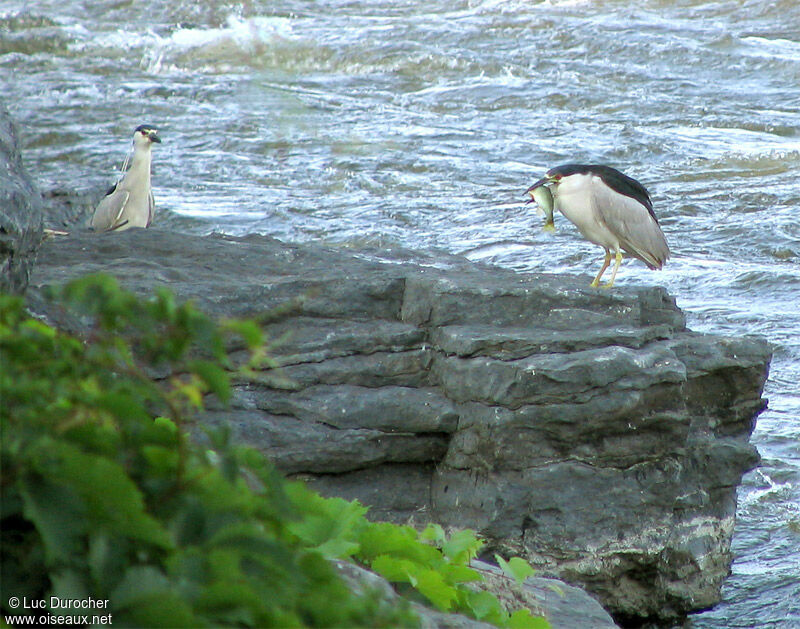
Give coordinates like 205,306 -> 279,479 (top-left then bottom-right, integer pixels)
525,176 -> 550,202
149,132 -> 162,144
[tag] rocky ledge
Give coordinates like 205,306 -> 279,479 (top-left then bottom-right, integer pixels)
0,103 -> 43,294
26,226 -> 771,627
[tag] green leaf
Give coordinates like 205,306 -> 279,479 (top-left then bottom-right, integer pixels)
20,478 -> 86,563
153,415 -> 178,434
31,440 -> 171,548
94,391 -> 151,422
286,487 -> 367,558
188,360 -> 231,403
196,581 -> 260,626
141,445 -> 180,476
316,536 -> 361,559
439,563 -> 481,584
420,523 -> 446,546
112,567 -> 198,628
223,319 -> 263,349
371,555 -> 419,585
413,567 -> 459,611
495,555 -> 536,585
467,590 -> 506,623
372,556 -> 458,612
508,608 -> 551,629
358,522 -> 439,565
442,529 -> 483,564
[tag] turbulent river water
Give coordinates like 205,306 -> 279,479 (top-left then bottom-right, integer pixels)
3,0 -> 799,625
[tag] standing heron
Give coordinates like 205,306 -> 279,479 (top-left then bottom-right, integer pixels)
526,164 -> 670,288
90,125 -> 161,232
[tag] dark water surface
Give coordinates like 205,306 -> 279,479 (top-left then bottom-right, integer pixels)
3,0 -> 799,625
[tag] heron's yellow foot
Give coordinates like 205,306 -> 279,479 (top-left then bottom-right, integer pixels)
590,252 -> 613,288
603,251 -> 623,288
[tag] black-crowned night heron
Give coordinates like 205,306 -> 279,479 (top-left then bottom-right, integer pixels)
90,124 -> 161,232
526,164 -> 670,288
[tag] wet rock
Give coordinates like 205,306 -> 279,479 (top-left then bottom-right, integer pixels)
0,104 -> 43,293
470,560 -> 617,629
27,227 -> 770,626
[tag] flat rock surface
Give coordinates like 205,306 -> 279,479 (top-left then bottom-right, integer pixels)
28,227 -> 771,626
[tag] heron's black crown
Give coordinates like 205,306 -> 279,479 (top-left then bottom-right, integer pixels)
548,164 -> 654,218
134,124 -> 161,143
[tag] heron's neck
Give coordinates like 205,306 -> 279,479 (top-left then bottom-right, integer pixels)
122,146 -> 152,192
129,146 -> 152,173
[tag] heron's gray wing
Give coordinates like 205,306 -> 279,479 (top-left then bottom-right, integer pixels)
91,184 -> 130,232
590,177 -> 670,269
146,190 -> 155,227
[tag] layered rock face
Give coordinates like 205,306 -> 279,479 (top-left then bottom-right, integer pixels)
0,105 -> 43,294
28,229 -> 771,626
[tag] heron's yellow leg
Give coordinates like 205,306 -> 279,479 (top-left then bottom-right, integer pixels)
590,251 -> 612,287
603,250 -> 624,288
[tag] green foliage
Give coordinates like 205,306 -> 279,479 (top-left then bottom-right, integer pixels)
286,483 -> 549,627
495,555 -> 537,586
1,276 -> 410,627
359,522 -> 546,627
1,275 -> 549,628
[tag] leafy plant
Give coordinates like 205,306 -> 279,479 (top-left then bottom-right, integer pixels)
495,555 -> 537,586
1,275 -> 549,628
1,276 -> 410,627
286,486 -> 549,628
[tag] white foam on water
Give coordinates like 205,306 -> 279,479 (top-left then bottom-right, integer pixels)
67,14 -> 297,74
169,15 -> 294,53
